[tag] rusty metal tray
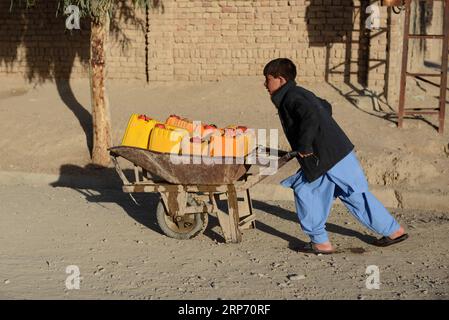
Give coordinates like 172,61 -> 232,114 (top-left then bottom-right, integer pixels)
109,146 -> 253,185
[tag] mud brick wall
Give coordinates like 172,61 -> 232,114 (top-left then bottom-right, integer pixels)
0,0 -> 91,82
0,0 -> 397,96
149,0 -> 390,89
0,0 -> 148,82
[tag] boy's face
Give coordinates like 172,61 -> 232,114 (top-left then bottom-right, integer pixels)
264,75 -> 287,96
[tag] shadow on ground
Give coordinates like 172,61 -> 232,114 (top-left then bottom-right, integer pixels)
48,164 -> 250,243
49,164 -> 377,247
50,164 -> 164,235
252,199 -> 378,246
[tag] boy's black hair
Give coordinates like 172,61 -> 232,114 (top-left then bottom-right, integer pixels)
263,58 -> 297,81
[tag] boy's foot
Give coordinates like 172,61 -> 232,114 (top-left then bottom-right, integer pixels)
373,226 -> 409,247
390,226 -> 406,239
313,241 -> 334,252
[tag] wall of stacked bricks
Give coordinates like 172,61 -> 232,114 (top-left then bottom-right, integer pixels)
1,0 -> 400,97
148,0 -> 390,90
0,0 -> 91,81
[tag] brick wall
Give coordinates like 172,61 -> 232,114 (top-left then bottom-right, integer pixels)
149,0 -> 389,87
0,0 -> 91,82
0,0 -> 397,95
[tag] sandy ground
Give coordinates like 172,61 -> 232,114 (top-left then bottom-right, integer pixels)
0,76 -> 449,299
0,184 -> 448,300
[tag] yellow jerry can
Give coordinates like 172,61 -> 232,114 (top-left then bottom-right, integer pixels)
121,114 -> 158,149
148,124 -> 189,154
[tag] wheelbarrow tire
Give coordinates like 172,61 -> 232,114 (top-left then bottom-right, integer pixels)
156,199 -> 208,240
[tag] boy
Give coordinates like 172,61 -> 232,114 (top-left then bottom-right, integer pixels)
264,58 -> 408,254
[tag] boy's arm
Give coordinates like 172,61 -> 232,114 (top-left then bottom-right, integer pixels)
288,96 -> 320,155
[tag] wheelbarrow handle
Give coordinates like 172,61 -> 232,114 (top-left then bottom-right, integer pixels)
285,151 -> 299,160
255,146 -> 298,163
258,146 -> 290,157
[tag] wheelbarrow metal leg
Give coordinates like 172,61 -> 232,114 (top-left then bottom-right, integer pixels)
110,155 -> 130,185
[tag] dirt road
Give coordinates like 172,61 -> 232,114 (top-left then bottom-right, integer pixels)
1,183 -> 448,300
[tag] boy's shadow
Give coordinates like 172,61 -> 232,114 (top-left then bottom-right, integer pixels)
251,200 -> 378,248
210,197 -> 305,246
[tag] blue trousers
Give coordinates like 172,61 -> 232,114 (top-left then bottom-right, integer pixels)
281,151 -> 400,244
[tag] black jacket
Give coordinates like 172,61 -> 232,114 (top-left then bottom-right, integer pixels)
271,80 -> 354,182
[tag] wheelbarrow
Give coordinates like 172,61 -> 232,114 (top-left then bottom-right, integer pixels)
109,146 -> 297,243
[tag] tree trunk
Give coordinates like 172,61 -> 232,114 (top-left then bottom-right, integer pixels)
90,15 -> 112,167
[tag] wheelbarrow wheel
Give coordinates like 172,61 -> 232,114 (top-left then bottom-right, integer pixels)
156,198 -> 208,240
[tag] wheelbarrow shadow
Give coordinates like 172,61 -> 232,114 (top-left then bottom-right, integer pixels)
251,200 -> 378,247
50,164 -> 163,235
50,164 -> 234,243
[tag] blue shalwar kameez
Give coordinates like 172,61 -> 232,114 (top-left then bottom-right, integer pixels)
281,151 -> 400,244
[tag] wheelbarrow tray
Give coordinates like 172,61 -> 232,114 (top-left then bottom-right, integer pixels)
109,146 -> 251,185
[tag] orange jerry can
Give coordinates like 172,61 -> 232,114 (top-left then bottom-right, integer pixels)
233,126 -> 256,154
209,126 -> 256,157
210,127 -> 252,157
166,114 -> 209,135
241,126 -> 256,154
148,124 -> 189,154
381,0 -> 402,6
201,124 -> 223,139
166,115 -> 194,132
121,114 -> 158,149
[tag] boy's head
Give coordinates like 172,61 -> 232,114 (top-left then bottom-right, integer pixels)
263,58 -> 297,96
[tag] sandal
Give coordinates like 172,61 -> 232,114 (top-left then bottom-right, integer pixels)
294,242 -> 337,255
372,234 -> 409,247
